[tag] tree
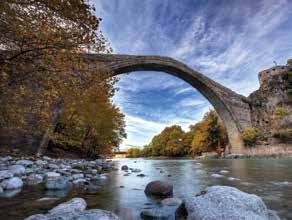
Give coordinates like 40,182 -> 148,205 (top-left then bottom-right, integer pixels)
0,0 -> 124,156
189,110 -> 227,155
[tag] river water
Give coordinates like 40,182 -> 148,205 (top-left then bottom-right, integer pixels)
0,158 -> 292,219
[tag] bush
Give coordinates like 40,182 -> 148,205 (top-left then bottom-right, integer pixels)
242,127 -> 258,147
274,107 -> 289,118
273,129 -> 292,142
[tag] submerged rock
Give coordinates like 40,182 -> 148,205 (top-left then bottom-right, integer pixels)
1,177 -> 23,189
184,185 -> 281,220
121,165 -> 128,171
144,180 -> 173,197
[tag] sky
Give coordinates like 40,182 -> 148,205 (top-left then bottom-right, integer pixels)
92,0 -> 292,149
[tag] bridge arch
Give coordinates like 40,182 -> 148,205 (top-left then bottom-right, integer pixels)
88,54 -> 252,154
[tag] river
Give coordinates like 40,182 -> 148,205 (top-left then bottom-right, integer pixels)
0,158 -> 292,219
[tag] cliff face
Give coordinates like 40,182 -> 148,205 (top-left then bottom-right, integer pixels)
248,59 -> 292,144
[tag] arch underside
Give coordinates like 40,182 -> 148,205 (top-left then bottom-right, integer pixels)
88,54 -> 252,154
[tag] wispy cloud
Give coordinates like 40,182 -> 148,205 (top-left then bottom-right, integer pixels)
93,0 -> 292,147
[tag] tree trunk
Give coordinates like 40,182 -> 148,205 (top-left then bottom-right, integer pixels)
36,101 -> 62,157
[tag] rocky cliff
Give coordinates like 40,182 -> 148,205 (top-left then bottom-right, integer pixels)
249,59 -> 292,145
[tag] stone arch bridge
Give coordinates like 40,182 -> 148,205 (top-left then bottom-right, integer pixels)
86,54 -> 252,154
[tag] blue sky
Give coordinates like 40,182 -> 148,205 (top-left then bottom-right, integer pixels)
92,0 -> 292,148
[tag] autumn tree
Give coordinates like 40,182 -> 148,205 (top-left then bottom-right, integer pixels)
0,0 -> 125,156
189,110 -> 227,155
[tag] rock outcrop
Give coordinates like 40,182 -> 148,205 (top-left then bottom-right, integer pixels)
249,59 -> 292,145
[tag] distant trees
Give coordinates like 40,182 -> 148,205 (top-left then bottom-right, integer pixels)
0,0 -> 125,157
128,110 -> 228,158
189,110 -> 227,155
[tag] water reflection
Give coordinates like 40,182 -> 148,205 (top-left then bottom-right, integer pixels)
0,158 -> 291,219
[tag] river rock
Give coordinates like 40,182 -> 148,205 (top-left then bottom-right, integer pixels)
131,168 -> 141,173
115,207 -> 133,220
0,170 -> 13,180
48,209 -> 120,220
36,160 -> 48,166
161,198 -> 182,206
45,176 -> 69,190
16,159 -> 33,167
1,177 -> 23,189
47,163 -> 59,169
0,189 -> 21,198
45,172 -> 60,181
184,185 -> 281,220
144,181 -> 173,197
48,198 -> 86,214
219,170 -> 229,174
141,207 -> 175,220
27,174 -> 43,185
24,214 -> 48,220
121,165 -> 128,171
9,164 -> 26,175
72,173 -> 84,180
211,173 -> 224,178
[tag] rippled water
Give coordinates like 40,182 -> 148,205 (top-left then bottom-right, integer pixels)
1,158 -> 292,220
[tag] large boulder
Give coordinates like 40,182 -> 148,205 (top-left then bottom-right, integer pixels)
184,185 -> 281,220
144,181 -> 173,197
48,198 -> 86,214
1,177 -> 23,190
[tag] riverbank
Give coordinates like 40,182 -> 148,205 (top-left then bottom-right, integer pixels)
0,155 -> 116,198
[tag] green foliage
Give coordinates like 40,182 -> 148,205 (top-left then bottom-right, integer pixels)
135,110 -> 228,157
273,129 -> 292,142
287,89 -> 292,96
242,127 -> 258,147
274,107 -> 290,118
127,147 -> 142,158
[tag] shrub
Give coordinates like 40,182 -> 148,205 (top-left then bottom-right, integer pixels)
273,129 -> 292,142
274,107 -> 290,118
242,127 -> 258,147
